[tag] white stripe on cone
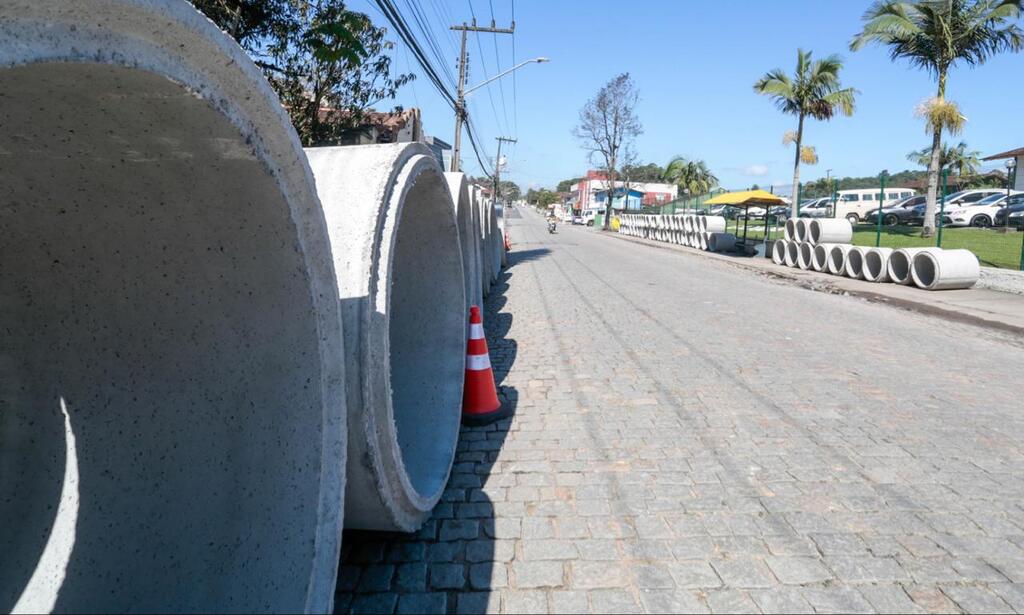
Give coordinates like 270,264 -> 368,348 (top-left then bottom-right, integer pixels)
469,323 -> 484,339
466,354 -> 491,370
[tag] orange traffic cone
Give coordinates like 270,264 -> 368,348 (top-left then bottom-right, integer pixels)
461,306 -> 510,426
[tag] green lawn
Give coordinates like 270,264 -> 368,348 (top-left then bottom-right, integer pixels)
720,220 -> 1024,270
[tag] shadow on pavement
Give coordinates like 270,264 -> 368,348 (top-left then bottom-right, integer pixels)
333,255 -> 524,614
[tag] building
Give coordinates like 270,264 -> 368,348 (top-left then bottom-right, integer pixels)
594,187 -> 644,211
982,147 -> 1024,190
569,170 -> 678,212
423,135 -> 453,172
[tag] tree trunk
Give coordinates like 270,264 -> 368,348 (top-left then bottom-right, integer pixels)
603,161 -> 616,231
790,113 -> 804,219
921,72 -> 947,238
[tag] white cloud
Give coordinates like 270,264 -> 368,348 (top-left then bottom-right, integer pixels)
742,164 -> 769,177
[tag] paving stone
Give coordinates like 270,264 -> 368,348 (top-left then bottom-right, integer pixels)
393,563 -> 427,592
858,583 -> 924,613
356,565 -> 395,593
588,589 -> 642,613
428,563 -> 465,590
940,585 -> 1014,614
825,556 -> 909,583
749,587 -> 815,613
349,593 -> 398,615
710,558 -> 776,589
704,589 -> 759,614
469,562 -> 508,590
465,539 -> 515,563
456,592 -> 501,615
638,589 -> 709,614
669,561 -> 722,589
549,590 -> 590,614
631,563 -> 677,589
764,556 -> 833,585
439,520 -> 480,541
396,593 -> 447,615
801,587 -> 875,614
520,539 -> 578,561
513,561 -> 564,589
570,561 -> 630,590
504,590 -> 548,614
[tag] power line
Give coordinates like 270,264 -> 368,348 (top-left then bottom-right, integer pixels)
465,0 -> 509,137
487,0 -> 512,136
511,0 -> 518,137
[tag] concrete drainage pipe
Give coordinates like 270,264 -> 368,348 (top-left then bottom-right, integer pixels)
785,241 -> 800,267
797,242 -> 815,270
477,190 -> 493,297
811,243 -> 842,272
784,218 -> 797,241
704,216 -> 727,233
809,218 -> 853,244
446,173 -> 483,311
795,219 -> 810,243
887,247 -> 940,285
863,247 -> 894,283
709,233 -> 737,252
699,232 -> 710,251
306,143 -> 465,532
489,204 -> 502,282
911,248 -> 980,290
0,1 -> 346,612
772,239 -> 788,265
827,244 -> 852,276
845,246 -> 869,279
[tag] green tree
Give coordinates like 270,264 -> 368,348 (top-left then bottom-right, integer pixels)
662,156 -> 718,197
907,141 -> 982,178
620,163 -> 665,182
754,49 -> 857,218
556,177 -> 584,192
851,0 -> 1023,236
192,0 -> 413,146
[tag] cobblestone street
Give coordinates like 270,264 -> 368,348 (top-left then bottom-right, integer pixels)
335,207 -> 1024,614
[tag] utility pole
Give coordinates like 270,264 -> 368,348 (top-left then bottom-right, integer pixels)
494,137 -> 516,203
450,18 -> 514,172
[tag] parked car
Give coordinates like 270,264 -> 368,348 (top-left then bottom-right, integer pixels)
797,197 -> 831,218
571,214 -> 584,225
737,206 -> 767,220
707,204 -> 742,219
909,189 -> 1005,225
993,194 -> 1024,226
582,209 -> 600,226
832,187 -> 916,225
1008,208 -> 1024,228
943,190 -> 1024,227
862,194 -> 927,226
766,205 -> 792,220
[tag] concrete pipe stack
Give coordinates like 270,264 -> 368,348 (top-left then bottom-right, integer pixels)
0,1 -> 512,612
771,218 -> 979,290
617,214 -> 740,254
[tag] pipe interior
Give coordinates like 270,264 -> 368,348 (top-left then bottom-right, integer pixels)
913,253 -> 938,288
865,252 -> 884,279
809,223 -> 821,244
890,252 -> 912,282
0,63 -> 325,611
829,248 -> 845,271
847,250 -> 865,275
388,170 -> 464,500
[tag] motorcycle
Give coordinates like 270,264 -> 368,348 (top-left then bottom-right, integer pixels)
547,221 -> 557,234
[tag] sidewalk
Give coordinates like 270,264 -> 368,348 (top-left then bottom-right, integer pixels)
607,232 -> 1024,336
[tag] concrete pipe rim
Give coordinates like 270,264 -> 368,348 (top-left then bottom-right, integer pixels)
846,248 -> 866,279
785,241 -> 800,267
863,248 -> 892,282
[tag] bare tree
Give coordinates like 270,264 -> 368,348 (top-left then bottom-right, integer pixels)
573,73 -> 642,230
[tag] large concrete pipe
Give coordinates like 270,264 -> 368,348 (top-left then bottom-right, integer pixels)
699,232 -> 710,251
846,246 -> 869,279
863,247 -> 895,283
446,173 -> 483,311
887,247 -> 942,285
911,249 -> 980,290
785,241 -> 800,267
784,218 -> 797,241
477,190 -> 493,297
489,202 -> 503,281
305,144 -> 465,532
704,216 -> 727,233
828,244 -> 852,276
496,203 -> 508,268
811,243 -> 842,272
708,233 -> 737,253
772,239 -> 788,265
797,242 -> 815,270
809,218 -> 853,244
795,218 -> 811,243
0,1 -> 346,612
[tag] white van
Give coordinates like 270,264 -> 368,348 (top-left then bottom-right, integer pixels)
833,188 -> 916,224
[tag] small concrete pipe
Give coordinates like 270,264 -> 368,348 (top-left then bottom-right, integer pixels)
446,173 -> 483,311
683,216 -> 693,232
797,242 -> 815,270
784,218 -> 797,242
911,248 -> 980,290
477,190 -> 493,296
306,143 -> 465,532
0,1 -> 346,612
704,216 -> 727,233
845,246 -> 869,279
785,241 -> 800,267
886,247 -> 940,285
863,247 -> 894,283
772,239 -> 788,265
811,243 -> 842,272
795,218 -> 811,243
708,233 -> 737,252
827,244 -> 852,276
809,218 -> 853,244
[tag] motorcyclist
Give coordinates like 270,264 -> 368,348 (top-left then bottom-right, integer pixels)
546,213 -> 558,233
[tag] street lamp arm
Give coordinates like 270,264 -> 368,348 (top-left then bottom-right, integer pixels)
465,57 -> 549,95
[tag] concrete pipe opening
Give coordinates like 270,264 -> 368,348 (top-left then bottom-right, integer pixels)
709,233 -> 737,253
812,243 -> 840,272
911,248 -> 980,290
772,239 -> 788,265
0,2 -> 346,612
846,247 -> 867,279
888,247 -> 940,285
445,173 -> 482,310
306,143 -> 465,532
828,244 -> 851,276
785,241 -> 800,267
797,242 -> 815,269
784,218 -> 797,241
863,248 -> 894,283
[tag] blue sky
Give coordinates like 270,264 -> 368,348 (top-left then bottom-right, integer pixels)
349,0 -> 1023,193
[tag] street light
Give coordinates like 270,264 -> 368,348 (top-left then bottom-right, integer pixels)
465,57 -> 549,96
1005,158 -> 1017,229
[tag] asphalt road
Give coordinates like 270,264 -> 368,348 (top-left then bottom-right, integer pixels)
335,206 -> 1024,614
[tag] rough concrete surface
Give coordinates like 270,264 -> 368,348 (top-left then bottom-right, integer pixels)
0,1 -> 346,612
446,172 -> 484,311
306,143 -> 465,533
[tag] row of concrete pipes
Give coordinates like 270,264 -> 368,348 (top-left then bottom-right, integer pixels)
0,1 -> 506,612
617,214 -> 739,253
774,219 -> 979,290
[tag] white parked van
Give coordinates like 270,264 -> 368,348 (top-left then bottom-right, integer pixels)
833,188 -> 916,224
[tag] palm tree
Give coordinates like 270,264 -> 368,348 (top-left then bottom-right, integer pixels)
907,141 -> 982,178
852,0 -> 1023,236
663,156 -> 718,198
754,49 -> 857,218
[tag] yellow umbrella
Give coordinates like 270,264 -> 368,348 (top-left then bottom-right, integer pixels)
703,189 -> 784,207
